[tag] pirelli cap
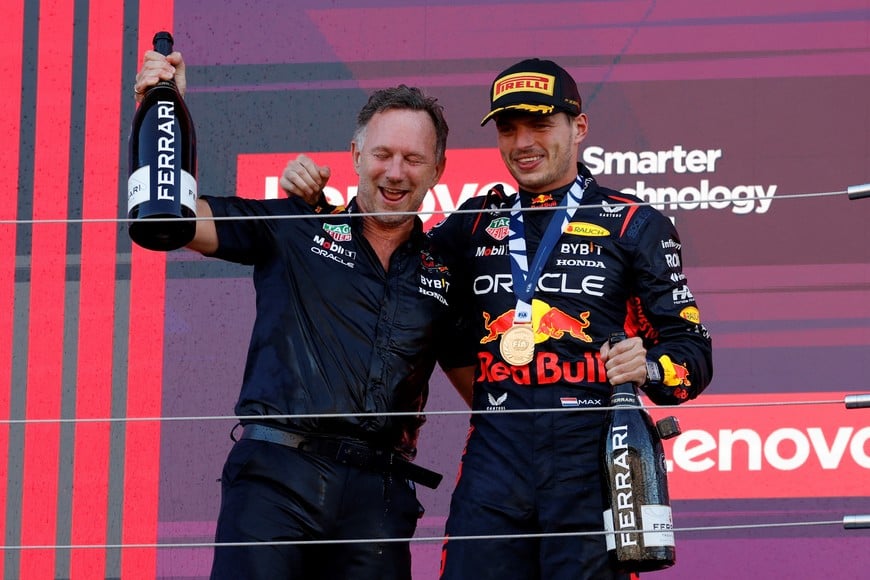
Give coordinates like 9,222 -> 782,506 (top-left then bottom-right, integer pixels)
481,58 -> 582,126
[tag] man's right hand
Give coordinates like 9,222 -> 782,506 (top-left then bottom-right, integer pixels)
280,154 -> 331,207
134,50 -> 186,103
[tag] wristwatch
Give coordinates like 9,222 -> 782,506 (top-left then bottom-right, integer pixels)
645,359 -> 663,385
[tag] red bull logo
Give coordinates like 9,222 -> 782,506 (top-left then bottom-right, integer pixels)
530,194 -> 556,208
480,300 -> 592,345
481,310 -> 515,343
420,250 -> 449,273
660,355 -> 691,387
478,351 -> 606,385
535,307 -> 592,342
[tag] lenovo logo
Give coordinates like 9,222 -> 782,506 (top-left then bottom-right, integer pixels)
672,426 -> 869,472
650,392 -> 869,499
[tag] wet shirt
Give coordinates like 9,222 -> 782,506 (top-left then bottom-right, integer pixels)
428,163 -> 713,410
204,196 -> 464,454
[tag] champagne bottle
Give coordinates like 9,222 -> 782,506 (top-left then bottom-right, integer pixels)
601,332 -> 675,572
127,31 -> 197,251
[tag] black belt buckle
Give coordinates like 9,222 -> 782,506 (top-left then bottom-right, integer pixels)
333,441 -> 441,489
335,440 -> 372,468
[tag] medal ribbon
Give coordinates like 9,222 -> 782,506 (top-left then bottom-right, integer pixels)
508,176 -> 589,324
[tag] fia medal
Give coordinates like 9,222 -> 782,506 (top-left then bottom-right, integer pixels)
500,323 -> 535,366
505,176 -> 589,367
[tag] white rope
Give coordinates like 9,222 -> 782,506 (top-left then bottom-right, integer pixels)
0,518 -> 849,551
0,188 -> 852,226
0,396 -> 857,426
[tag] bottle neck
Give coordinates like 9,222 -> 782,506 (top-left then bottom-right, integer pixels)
610,382 -> 639,406
156,78 -> 178,90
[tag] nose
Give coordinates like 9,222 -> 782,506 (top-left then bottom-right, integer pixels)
384,154 -> 403,181
514,124 -> 536,148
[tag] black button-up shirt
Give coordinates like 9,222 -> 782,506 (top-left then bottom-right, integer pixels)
205,196 -> 467,456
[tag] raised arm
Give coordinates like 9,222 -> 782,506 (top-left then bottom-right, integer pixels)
280,154 -> 332,206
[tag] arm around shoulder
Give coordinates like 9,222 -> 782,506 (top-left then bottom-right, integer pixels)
444,365 -> 475,408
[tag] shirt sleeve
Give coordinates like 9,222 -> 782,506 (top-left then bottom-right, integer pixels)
433,282 -> 479,370
427,198 -> 487,370
203,196 -> 308,265
626,206 -> 713,405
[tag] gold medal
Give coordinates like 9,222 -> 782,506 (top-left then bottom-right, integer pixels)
500,324 -> 535,366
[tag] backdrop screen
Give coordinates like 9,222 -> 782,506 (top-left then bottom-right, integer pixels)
3,1 -> 869,579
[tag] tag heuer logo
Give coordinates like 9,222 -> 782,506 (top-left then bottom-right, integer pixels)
323,223 -> 352,242
486,217 -> 510,241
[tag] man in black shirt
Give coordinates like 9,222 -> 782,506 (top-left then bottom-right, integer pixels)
135,51 -> 474,580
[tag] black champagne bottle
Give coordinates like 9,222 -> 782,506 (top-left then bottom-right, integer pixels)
127,31 -> 197,251
601,332 -> 675,572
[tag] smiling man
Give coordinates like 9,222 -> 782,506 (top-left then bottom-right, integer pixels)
134,50 -> 475,580
429,58 -> 713,580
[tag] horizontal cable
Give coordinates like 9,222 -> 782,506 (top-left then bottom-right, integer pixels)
0,518 -> 850,551
0,188 -> 851,226
0,396 -> 857,426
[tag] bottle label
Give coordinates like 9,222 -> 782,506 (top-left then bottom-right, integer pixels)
127,167 -> 196,213
611,392 -> 639,406
603,505 -> 674,550
128,166 -> 150,211
640,504 -> 674,547
179,169 -> 197,213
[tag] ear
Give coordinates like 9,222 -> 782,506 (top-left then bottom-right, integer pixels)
431,155 -> 447,187
351,141 -> 361,175
573,113 -> 589,146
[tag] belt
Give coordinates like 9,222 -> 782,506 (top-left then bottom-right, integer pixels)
239,423 -> 443,489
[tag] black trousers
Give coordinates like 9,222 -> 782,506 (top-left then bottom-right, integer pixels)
210,437 -> 423,580
440,415 -> 633,580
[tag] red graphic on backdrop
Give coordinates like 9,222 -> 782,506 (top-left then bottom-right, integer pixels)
236,148 -> 516,231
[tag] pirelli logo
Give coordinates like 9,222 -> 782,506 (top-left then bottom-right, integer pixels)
493,72 -> 555,100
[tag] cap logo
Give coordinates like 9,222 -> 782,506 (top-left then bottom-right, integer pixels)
493,72 -> 556,101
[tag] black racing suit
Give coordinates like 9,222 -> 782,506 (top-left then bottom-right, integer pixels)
201,195 -> 468,580
429,164 -> 713,580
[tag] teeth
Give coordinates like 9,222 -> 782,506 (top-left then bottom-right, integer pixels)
381,187 -> 406,200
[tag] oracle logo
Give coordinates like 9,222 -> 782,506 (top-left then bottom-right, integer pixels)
649,392 -> 869,499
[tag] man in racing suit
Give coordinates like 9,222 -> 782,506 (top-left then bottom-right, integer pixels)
134,53 -> 475,580
430,59 -> 713,579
